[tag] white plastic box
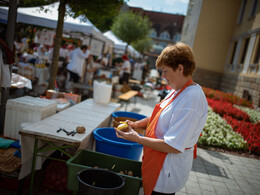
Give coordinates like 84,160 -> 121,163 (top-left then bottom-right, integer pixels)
4,96 -> 57,140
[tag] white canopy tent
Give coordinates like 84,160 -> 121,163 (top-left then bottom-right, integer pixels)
0,3 -> 114,56
103,31 -> 140,58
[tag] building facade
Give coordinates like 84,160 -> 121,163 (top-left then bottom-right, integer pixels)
125,6 -> 185,54
182,0 -> 260,108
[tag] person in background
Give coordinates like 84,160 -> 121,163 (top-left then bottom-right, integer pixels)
84,54 -> 98,86
14,37 -> 25,59
119,54 -> 131,84
67,44 -> 75,62
115,42 -> 208,195
132,58 -> 144,81
37,44 -> 46,59
142,57 -> 149,83
66,45 -> 90,83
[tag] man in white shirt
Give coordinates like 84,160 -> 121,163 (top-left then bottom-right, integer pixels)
119,54 -> 131,84
66,45 -> 90,83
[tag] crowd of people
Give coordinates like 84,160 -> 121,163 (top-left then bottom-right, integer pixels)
13,36 -> 150,95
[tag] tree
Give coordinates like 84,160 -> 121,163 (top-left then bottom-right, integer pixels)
111,11 -> 152,54
132,36 -> 153,57
67,0 -> 125,32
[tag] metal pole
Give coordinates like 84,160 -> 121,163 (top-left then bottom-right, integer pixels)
0,0 -> 17,134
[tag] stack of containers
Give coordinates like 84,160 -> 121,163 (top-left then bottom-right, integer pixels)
4,96 -> 57,140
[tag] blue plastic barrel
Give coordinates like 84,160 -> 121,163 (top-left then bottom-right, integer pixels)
112,111 -> 146,120
93,128 -> 143,161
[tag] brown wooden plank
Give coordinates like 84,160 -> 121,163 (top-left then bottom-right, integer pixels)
118,90 -> 138,101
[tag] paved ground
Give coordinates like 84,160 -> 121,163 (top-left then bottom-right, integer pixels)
1,91 -> 259,195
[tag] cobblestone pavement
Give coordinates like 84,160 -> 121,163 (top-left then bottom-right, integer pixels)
121,94 -> 260,195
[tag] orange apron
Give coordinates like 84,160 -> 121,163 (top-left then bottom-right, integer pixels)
141,79 -> 194,195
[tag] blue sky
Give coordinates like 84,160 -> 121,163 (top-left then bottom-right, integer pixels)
127,0 -> 189,15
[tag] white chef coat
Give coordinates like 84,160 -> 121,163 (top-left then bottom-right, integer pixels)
153,84 -> 208,193
122,60 -> 131,74
66,48 -> 90,77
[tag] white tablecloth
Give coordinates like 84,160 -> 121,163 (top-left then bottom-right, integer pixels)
19,99 -> 120,179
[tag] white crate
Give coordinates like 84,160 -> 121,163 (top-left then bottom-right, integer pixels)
4,96 -> 57,140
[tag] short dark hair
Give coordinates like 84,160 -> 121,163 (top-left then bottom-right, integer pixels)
81,45 -> 88,50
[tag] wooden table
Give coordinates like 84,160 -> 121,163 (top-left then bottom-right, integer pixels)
118,90 -> 138,111
129,79 -> 141,85
19,99 -> 120,194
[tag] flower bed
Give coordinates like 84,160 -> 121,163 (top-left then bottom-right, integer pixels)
198,108 -> 247,151
200,87 -> 260,155
207,98 -> 250,121
223,115 -> 260,154
203,87 -> 253,108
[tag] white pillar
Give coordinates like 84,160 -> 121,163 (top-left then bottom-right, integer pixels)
242,33 -> 256,74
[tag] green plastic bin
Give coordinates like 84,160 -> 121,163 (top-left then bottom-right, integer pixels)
66,149 -> 142,195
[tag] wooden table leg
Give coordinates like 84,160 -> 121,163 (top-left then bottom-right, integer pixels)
29,138 -> 38,194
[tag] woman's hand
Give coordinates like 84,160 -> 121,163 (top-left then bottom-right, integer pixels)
115,123 -> 141,143
125,120 -> 138,129
126,117 -> 150,130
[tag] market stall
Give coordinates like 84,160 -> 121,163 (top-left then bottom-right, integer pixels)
103,30 -> 140,58
0,3 -> 114,56
0,3 -> 116,95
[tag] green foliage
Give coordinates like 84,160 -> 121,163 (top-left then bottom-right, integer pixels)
19,0 -> 126,32
132,36 -> 153,54
198,107 -> 248,151
111,11 -> 152,45
67,0 -> 126,32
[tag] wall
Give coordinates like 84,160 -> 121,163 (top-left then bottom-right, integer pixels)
182,0 -> 260,108
193,68 -> 222,89
221,73 -> 260,107
233,0 -> 260,37
193,0 -> 241,73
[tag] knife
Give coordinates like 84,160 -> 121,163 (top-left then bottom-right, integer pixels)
67,130 -> 76,136
71,130 -> 77,136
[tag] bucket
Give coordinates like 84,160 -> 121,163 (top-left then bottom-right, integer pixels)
112,111 -> 146,120
113,117 -> 146,136
78,168 -> 125,195
93,81 -> 112,104
93,128 -> 143,160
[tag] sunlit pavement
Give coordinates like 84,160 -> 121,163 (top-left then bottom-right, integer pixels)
119,91 -> 260,195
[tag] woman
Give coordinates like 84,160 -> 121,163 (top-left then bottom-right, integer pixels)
115,42 -> 208,195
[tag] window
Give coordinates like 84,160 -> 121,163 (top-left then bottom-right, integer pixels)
173,33 -> 181,42
151,29 -> 157,38
253,36 -> 260,64
159,42 -> 167,48
248,34 -> 260,73
243,90 -> 252,101
159,31 -> 170,40
240,38 -> 250,64
230,41 -> 237,64
237,0 -> 247,24
248,0 -> 258,19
